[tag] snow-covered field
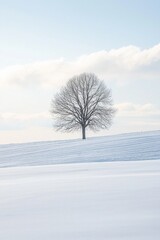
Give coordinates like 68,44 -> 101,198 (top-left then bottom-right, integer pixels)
0,131 -> 160,239
0,130 -> 160,167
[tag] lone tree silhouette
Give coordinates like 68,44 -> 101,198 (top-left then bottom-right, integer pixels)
51,73 -> 115,139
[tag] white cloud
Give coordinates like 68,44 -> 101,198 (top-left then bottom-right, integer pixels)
116,103 -> 160,117
0,112 -> 50,121
0,44 -> 160,87
0,44 -> 160,143
0,112 -> 51,132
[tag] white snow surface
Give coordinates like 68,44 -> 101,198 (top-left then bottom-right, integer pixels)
0,130 -> 160,167
0,161 -> 160,240
0,131 -> 160,239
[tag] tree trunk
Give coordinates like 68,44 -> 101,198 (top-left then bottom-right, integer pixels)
82,126 -> 86,140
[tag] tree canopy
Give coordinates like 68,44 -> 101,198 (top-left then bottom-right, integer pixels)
51,73 -> 115,139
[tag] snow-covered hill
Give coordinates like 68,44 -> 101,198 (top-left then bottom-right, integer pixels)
0,130 -> 160,167
0,131 -> 160,239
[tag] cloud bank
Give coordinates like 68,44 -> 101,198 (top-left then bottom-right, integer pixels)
116,103 -> 160,117
0,44 -> 160,143
0,44 -> 160,87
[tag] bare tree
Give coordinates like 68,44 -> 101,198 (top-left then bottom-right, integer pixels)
51,73 -> 116,139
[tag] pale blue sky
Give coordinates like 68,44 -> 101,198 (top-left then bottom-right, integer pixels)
0,0 -> 160,66
0,0 -> 160,143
